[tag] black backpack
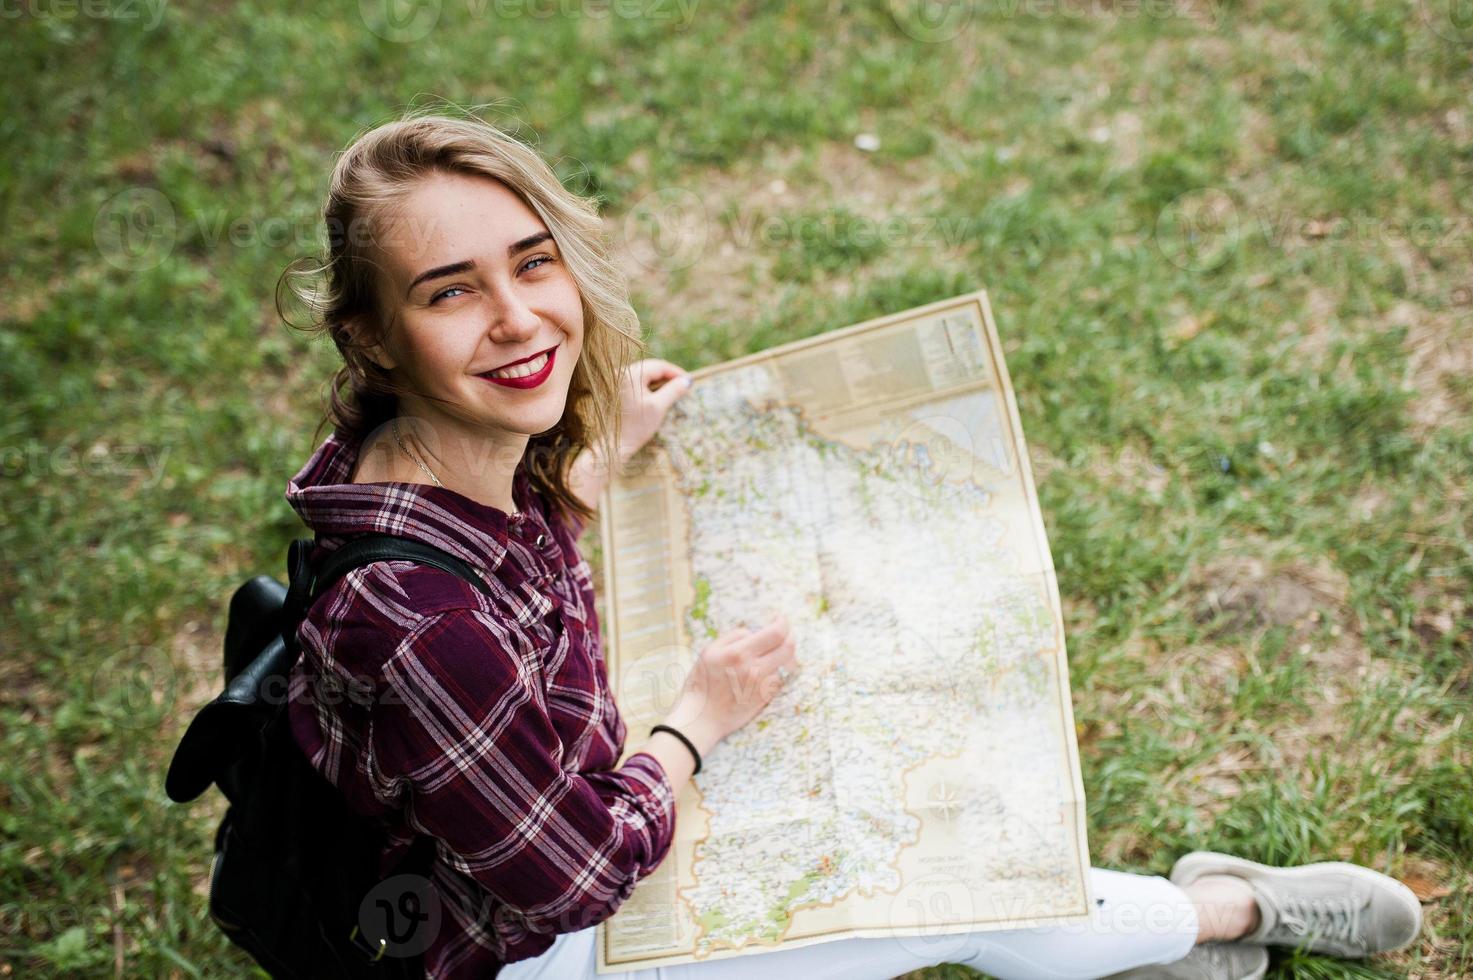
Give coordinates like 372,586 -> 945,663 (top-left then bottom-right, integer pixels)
165,534 -> 494,979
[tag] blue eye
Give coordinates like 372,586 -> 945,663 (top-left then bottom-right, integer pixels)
429,256 -> 553,303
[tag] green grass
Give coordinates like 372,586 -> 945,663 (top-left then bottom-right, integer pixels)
3,1 -> 1470,976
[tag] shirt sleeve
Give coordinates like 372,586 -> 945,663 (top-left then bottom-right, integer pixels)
365,608 -> 676,937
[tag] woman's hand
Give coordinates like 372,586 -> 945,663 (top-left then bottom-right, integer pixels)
662,615 -> 798,753
614,358 -> 693,466
565,359 -> 692,516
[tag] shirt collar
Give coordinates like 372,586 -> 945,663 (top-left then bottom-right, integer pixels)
285,428 -> 539,575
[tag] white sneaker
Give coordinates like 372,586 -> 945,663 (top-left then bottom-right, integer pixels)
1171,851 -> 1422,958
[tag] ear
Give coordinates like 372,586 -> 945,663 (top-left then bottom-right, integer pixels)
346,314 -> 398,372
364,343 -> 398,372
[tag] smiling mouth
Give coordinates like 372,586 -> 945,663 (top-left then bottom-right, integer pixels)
478,344 -> 558,389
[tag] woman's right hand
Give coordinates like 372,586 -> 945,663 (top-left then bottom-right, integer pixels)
664,615 -> 797,752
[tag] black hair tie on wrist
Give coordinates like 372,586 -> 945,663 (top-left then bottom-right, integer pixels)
649,723 -> 702,775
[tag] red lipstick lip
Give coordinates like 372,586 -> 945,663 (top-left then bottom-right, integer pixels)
485,344 -> 558,373
478,345 -> 556,390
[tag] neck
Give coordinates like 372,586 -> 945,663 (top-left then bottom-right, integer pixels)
392,407 -> 529,516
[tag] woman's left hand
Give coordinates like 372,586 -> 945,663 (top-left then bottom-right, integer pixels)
615,358 -> 693,465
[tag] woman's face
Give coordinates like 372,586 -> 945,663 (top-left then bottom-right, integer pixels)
362,170 -> 584,446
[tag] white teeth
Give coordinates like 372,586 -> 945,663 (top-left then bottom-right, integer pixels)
488,351 -> 549,380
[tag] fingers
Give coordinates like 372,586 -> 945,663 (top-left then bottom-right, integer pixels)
626,359 -> 692,416
653,374 -> 693,411
729,615 -> 790,657
759,632 -> 796,662
716,626 -> 751,645
636,358 -> 686,388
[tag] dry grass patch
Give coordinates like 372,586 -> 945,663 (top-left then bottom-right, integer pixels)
170,619 -> 225,721
1191,553 -> 1349,639
609,140 -> 954,332
1387,856 -> 1473,979
1393,300 -> 1473,436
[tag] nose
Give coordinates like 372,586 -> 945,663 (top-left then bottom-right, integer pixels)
484,282 -> 541,345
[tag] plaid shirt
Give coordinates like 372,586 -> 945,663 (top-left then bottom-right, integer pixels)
284,430 -> 676,978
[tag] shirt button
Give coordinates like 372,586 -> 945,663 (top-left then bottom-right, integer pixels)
535,532 -> 547,547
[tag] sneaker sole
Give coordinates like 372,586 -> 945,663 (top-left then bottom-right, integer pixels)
1213,945 -> 1270,980
1100,945 -> 1268,980
1243,951 -> 1269,980
1170,851 -> 1422,955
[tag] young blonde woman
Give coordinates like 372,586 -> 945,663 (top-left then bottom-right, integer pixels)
280,112 -> 1421,980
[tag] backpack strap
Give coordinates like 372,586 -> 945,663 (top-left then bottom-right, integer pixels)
282,533 -> 494,654
286,535 -> 484,957
271,536 -> 483,925
166,534 -> 498,805
311,534 -> 494,600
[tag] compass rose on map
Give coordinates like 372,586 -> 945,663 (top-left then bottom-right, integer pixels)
925,779 -> 964,824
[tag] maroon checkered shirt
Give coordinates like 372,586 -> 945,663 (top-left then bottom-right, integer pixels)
284,430 -> 675,978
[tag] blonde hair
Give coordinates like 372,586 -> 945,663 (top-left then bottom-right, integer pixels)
279,108 -> 643,524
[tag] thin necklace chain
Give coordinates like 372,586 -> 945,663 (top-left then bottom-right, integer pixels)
391,417 -> 521,517
392,416 -> 443,488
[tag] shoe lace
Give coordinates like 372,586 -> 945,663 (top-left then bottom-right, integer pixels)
1269,892 -> 1362,945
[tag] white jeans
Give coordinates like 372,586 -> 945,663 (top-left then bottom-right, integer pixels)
500,868 -> 1199,980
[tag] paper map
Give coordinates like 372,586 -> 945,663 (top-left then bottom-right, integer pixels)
596,291 -> 1090,972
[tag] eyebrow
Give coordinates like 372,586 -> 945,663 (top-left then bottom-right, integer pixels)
404,231 -> 556,297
